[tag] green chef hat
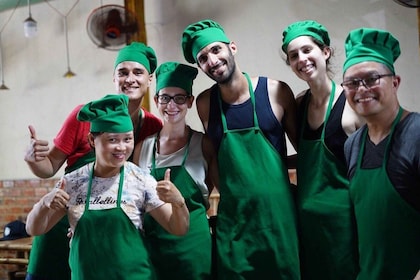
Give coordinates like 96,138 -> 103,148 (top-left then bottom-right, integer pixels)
343,28 -> 400,74
77,94 -> 133,133
182,19 -> 230,64
282,20 -> 330,53
156,62 -> 199,96
114,42 -> 157,74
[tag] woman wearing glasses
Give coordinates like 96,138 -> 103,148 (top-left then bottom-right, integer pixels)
133,62 -> 218,280
281,20 -> 363,279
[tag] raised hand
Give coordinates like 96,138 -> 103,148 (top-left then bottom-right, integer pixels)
156,169 -> 185,207
24,125 -> 50,162
43,178 -> 70,210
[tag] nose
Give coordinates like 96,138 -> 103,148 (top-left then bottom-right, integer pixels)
297,51 -> 307,62
126,72 -> 135,83
207,53 -> 219,66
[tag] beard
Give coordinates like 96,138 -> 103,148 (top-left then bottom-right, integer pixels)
206,49 -> 236,84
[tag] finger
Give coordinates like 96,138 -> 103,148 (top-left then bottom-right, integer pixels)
58,178 -> 66,190
28,125 -> 37,140
164,168 -> 171,181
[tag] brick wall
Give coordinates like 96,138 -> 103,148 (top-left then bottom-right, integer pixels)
0,178 -> 59,280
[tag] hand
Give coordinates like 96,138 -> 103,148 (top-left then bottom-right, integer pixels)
156,169 -> 185,207
43,178 -> 70,210
24,125 -> 50,162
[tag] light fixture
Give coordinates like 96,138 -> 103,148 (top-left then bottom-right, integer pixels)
63,17 -> 76,78
0,35 -> 9,90
23,0 -> 37,38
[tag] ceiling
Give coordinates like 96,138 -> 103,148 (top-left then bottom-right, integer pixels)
0,0 -> 46,13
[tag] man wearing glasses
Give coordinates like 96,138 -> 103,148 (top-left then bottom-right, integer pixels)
342,28 -> 420,280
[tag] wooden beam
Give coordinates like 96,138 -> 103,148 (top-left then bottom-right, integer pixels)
124,0 -> 150,111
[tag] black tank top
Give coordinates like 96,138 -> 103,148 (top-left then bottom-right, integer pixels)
299,90 -> 348,164
207,76 -> 287,159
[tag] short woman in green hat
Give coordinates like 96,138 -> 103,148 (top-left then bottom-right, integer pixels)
23,42 -> 163,280
282,20 -> 363,279
133,62 -> 218,280
25,94 -> 189,280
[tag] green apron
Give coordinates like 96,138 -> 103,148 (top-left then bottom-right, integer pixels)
350,107 -> 420,280
27,151 -> 95,279
215,73 -> 300,280
69,165 -> 154,280
143,130 -> 212,280
296,82 -> 358,279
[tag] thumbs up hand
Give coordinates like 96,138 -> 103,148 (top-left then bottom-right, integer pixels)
43,178 -> 70,210
24,125 -> 50,163
156,169 -> 186,208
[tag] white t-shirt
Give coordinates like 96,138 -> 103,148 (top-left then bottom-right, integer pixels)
61,161 -> 164,233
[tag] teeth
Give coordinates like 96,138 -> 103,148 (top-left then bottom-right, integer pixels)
358,97 -> 374,103
300,64 -> 313,72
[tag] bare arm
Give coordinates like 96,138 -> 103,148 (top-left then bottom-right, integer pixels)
196,89 -> 212,132
148,169 -> 189,236
202,134 -> 219,194
24,125 -> 67,178
267,79 -> 298,150
26,179 -> 68,235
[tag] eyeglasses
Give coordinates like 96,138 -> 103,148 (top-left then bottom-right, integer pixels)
341,74 -> 394,91
157,94 -> 191,105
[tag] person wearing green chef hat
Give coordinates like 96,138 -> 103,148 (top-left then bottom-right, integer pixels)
23,42 -> 162,280
182,19 -> 300,279
281,20 -> 362,279
133,61 -> 219,280
25,94 -> 189,280
342,28 -> 420,280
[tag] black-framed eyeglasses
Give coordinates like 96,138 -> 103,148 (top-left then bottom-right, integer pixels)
341,73 -> 394,91
157,94 -> 191,105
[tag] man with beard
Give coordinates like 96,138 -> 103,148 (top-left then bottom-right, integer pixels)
181,19 -> 300,280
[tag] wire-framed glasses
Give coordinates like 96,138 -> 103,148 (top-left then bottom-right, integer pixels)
341,74 -> 394,91
157,94 -> 191,105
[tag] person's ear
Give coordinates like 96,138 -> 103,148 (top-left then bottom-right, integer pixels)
87,133 -> 95,148
229,41 -> 238,55
187,95 -> 195,109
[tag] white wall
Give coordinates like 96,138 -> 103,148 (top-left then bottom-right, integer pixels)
0,0 -> 419,180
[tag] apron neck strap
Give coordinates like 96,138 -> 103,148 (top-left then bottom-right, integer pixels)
301,81 -> 336,140
218,73 -> 259,132
86,164 -> 125,209
152,128 -> 192,170
357,106 -> 403,168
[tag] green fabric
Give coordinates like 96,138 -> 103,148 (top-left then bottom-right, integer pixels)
155,62 -> 198,95
26,151 -> 96,279
282,20 -> 330,52
215,73 -> 300,279
26,216 -> 71,279
296,83 -> 358,279
143,131 -> 212,280
182,19 -> 230,63
70,166 -> 155,279
114,42 -> 157,73
77,94 -> 133,133
343,28 -> 400,74
350,108 -> 420,279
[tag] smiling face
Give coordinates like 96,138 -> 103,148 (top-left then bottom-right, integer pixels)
343,61 -> 400,119
196,42 -> 237,84
155,87 -> 194,125
286,36 -> 330,82
113,61 -> 153,102
89,132 -> 134,176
